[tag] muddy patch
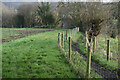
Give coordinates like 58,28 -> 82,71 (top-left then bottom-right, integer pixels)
2,30 -> 53,43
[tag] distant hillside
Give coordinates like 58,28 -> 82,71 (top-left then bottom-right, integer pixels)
3,2 -> 23,9
3,2 -> 58,10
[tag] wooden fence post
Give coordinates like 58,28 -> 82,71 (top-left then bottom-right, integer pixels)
71,29 -> 72,36
86,45 -> 91,78
78,27 -> 79,32
93,37 -> 96,53
91,38 -> 93,53
61,32 -> 64,48
69,29 -> 70,37
69,36 -> 71,61
107,40 -> 110,61
58,33 -> 61,46
71,29 -> 73,36
85,31 -> 88,49
66,30 -> 67,40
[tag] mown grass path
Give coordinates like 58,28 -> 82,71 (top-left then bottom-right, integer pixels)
2,30 -> 78,78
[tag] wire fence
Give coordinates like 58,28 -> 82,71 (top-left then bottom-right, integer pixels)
58,28 -> 119,78
58,27 -> 103,78
84,31 -> 119,78
95,34 -> 118,60
84,31 -> 118,68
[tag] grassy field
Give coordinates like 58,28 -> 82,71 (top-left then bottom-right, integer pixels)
2,28 -> 118,78
2,28 -> 79,78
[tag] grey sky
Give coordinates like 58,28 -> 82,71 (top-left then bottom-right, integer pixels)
1,0 -> 119,2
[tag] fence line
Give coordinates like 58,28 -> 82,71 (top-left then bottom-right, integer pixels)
58,28 -> 118,78
86,45 -> 91,78
58,27 -> 93,78
84,32 -> 118,61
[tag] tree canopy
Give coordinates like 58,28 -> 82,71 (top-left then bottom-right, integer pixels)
2,2 -> 118,37
36,2 -> 55,27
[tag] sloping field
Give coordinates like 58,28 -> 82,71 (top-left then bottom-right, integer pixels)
2,29 -> 79,78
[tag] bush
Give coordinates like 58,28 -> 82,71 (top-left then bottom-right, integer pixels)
111,31 -> 117,39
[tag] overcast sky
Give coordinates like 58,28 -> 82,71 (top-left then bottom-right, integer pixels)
1,0 -> 119,2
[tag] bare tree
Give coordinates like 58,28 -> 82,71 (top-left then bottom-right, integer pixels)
56,2 -> 112,37
2,3 -> 16,27
17,2 -> 39,27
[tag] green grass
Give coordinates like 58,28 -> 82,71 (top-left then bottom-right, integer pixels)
2,28 -> 117,78
1,28 -> 53,30
95,34 -> 118,57
77,33 -> 118,74
2,29 -> 79,78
